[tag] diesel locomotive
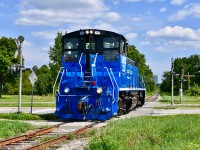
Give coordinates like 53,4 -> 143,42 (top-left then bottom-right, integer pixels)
53,29 -> 146,120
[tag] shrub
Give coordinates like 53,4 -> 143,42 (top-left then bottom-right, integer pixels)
185,84 -> 200,96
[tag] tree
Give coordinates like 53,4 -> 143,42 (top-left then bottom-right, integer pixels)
160,54 -> 200,94
49,32 -> 62,66
127,45 -> 156,92
48,32 -> 63,90
35,65 -> 51,95
0,37 -> 19,98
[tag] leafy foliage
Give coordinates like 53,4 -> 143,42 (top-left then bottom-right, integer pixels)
48,32 -> 63,90
35,65 -> 51,95
185,84 -> 200,96
49,32 -> 62,66
128,45 -> 156,92
160,54 -> 200,95
0,37 -> 19,97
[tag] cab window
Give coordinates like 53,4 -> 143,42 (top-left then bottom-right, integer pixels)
103,37 -> 119,48
64,38 -> 79,49
63,51 -> 78,62
103,37 -> 119,61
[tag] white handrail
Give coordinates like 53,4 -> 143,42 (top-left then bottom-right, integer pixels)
53,67 -> 64,101
110,68 -> 119,89
79,53 -> 84,78
104,67 -> 115,102
110,68 -> 119,104
92,53 -> 98,77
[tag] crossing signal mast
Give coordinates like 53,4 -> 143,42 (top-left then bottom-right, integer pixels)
184,72 -> 195,90
15,36 -> 24,113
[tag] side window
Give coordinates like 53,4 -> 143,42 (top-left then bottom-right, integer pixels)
63,51 -> 78,62
120,40 -> 125,53
64,38 -> 79,49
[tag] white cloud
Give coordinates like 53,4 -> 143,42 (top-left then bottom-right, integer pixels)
32,30 -> 60,40
23,40 -> 34,48
125,0 -> 143,2
125,0 -> 165,2
170,0 -> 187,5
15,0 -> 109,26
126,32 -> 138,40
169,3 -> 200,21
146,26 -> 200,52
112,0 -> 120,5
103,12 -> 121,22
160,7 -> 167,12
147,26 -> 200,41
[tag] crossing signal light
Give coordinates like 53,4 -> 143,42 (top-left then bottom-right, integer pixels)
10,64 -> 26,75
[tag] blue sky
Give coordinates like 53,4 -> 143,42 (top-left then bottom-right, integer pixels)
0,0 -> 200,83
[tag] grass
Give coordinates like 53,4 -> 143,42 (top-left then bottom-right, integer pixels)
87,114 -> 200,150
0,95 -> 55,107
0,120 -> 35,139
0,95 -> 54,102
0,112 -> 59,120
154,105 -> 200,109
160,95 -> 200,104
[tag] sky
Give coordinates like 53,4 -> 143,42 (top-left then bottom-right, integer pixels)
0,0 -> 200,83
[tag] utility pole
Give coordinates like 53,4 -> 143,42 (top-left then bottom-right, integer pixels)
180,65 -> 184,102
16,36 -> 25,113
184,72 -> 195,90
171,58 -> 174,105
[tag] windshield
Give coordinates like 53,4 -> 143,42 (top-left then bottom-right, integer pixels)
63,38 -> 79,49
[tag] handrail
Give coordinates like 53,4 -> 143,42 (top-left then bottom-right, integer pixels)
53,67 -> 64,101
110,68 -> 119,104
103,67 -> 115,102
79,53 -> 84,78
93,53 -> 98,65
110,68 -> 119,89
58,68 -> 65,94
91,53 -> 98,77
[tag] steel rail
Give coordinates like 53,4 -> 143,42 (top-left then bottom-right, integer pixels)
25,122 -> 97,150
0,123 -> 65,148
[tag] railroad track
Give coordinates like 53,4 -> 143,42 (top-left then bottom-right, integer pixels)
0,122 -> 97,150
145,93 -> 159,102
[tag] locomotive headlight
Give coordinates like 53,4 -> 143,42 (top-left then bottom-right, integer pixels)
96,88 -> 102,94
90,30 -> 93,34
85,30 -> 89,34
64,88 -> 70,93
94,31 -> 101,35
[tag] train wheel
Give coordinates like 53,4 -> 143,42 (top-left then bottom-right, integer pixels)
138,91 -> 145,107
118,98 -> 127,115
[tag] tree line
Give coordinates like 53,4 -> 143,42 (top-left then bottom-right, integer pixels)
160,54 -> 200,96
0,33 -> 156,97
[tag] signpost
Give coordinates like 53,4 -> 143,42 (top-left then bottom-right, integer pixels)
29,71 -> 38,114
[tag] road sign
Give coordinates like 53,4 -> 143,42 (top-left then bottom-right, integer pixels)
29,71 -> 38,86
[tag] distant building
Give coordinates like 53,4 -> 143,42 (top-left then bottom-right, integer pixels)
153,75 -> 158,84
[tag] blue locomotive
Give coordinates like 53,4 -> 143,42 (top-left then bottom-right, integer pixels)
54,29 -> 146,121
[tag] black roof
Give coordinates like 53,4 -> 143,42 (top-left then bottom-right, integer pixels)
62,29 -> 127,41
